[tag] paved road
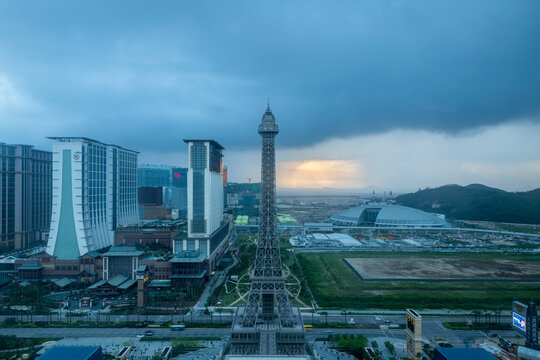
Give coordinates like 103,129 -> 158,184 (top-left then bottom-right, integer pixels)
0,327 -> 232,338
0,326 -> 401,340
0,325 -> 525,348
1,309 -> 529,351
0,312 -> 506,325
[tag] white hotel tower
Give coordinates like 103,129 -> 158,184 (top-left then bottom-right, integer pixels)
184,139 -> 225,238
46,137 -> 139,259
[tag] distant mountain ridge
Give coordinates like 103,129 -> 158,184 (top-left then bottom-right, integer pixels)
277,185 -> 389,196
464,183 -> 506,193
396,184 -> 540,224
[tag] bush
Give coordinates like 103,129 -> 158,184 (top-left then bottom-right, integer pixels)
332,334 -> 368,359
384,341 -> 395,354
3,317 -> 17,326
171,343 -> 185,357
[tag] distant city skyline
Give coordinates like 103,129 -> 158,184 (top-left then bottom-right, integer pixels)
1,1 -> 539,192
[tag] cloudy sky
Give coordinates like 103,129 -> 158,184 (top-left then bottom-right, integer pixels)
1,1 -> 539,192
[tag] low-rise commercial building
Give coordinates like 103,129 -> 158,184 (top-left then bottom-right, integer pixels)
38,346 -> 103,360
88,274 -> 137,296
101,246 -> 143,280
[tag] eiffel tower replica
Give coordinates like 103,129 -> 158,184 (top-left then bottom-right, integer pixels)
223,105 -> 312,358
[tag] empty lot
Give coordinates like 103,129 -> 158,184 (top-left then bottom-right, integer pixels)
297,252 -> 540,309
345,257 -> 540,280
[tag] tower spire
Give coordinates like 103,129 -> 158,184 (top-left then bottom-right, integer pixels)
225,105 -> 310,357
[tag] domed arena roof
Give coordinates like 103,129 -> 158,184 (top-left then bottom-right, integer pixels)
329,204 -> 451,228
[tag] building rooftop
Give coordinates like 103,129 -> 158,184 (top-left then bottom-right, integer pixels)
52,278 -> 76,288
84,251 -> 102,258
183,139 -> 225,150
47,137 -> 138,153
304,222 -> 333,227
170,270 -> 207,279
117,278 -> 137,290
18,263 -> 43,270
87,279 -> 107,289
225,357 -> 311,360
102,246 -> 143,257
108,274 -> 129,287
88,274 -> 134,290
149,280 -> 172,288
38,346 -> 102,360
169,251 -> 206,263
330,204 -> 451,228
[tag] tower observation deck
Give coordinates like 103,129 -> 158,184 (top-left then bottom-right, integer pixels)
222,105 -> 312,358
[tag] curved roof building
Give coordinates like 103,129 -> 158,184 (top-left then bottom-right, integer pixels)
330,204 -> 451,228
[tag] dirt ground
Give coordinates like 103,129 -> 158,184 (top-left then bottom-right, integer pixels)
345,257 -> 540,280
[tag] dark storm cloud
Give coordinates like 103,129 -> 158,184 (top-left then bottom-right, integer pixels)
0,0 -> 539,152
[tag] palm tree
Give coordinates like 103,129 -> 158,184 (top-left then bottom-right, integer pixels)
471,310 -> 480,327
341,310 -> 348,324
320,311 -> 329,325
216,307 -> 223,323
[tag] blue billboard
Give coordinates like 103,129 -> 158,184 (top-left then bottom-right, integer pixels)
513,312 -> 526,332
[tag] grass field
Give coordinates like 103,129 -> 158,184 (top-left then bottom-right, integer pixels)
212,234 -> 314,307
297,251 -> 540,310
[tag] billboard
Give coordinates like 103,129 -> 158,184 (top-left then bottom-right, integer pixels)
512,301 -> 528,333
513,312 -> 526,332
513,301 -> 527,315
407,315 -> 415,332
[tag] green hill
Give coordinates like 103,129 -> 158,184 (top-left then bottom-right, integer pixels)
396,184 -> 540,224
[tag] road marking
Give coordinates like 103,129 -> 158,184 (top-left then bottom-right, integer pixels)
437,321 -> 448,332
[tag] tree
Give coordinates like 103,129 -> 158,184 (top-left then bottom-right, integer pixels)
471,310 -> 480,327
320,311 -> 329,325
341,310 -> 348,323
4,317 -> 17,326
216,307 -> 223,323
205,307 -> 214,325
384,341 -> 395,354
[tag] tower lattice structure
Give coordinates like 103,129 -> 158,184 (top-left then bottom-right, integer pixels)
224,105 -> 310,357
241,104 -> 294,329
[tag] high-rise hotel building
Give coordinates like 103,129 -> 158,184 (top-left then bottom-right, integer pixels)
46,137 -> 138,259
0,143 -> 52,250
168,140 -> 229,285
184,139 -> 224,238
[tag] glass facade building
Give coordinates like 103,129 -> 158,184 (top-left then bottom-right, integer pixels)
137,165 -> 187,218
184,140 -> 224,237
137,166 -> 171,187
46,137 -> 139,259
0,143 -> 52,250
170,140 -> 229,285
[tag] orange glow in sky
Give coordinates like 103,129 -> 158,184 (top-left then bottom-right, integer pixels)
277,159 -> 362,188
